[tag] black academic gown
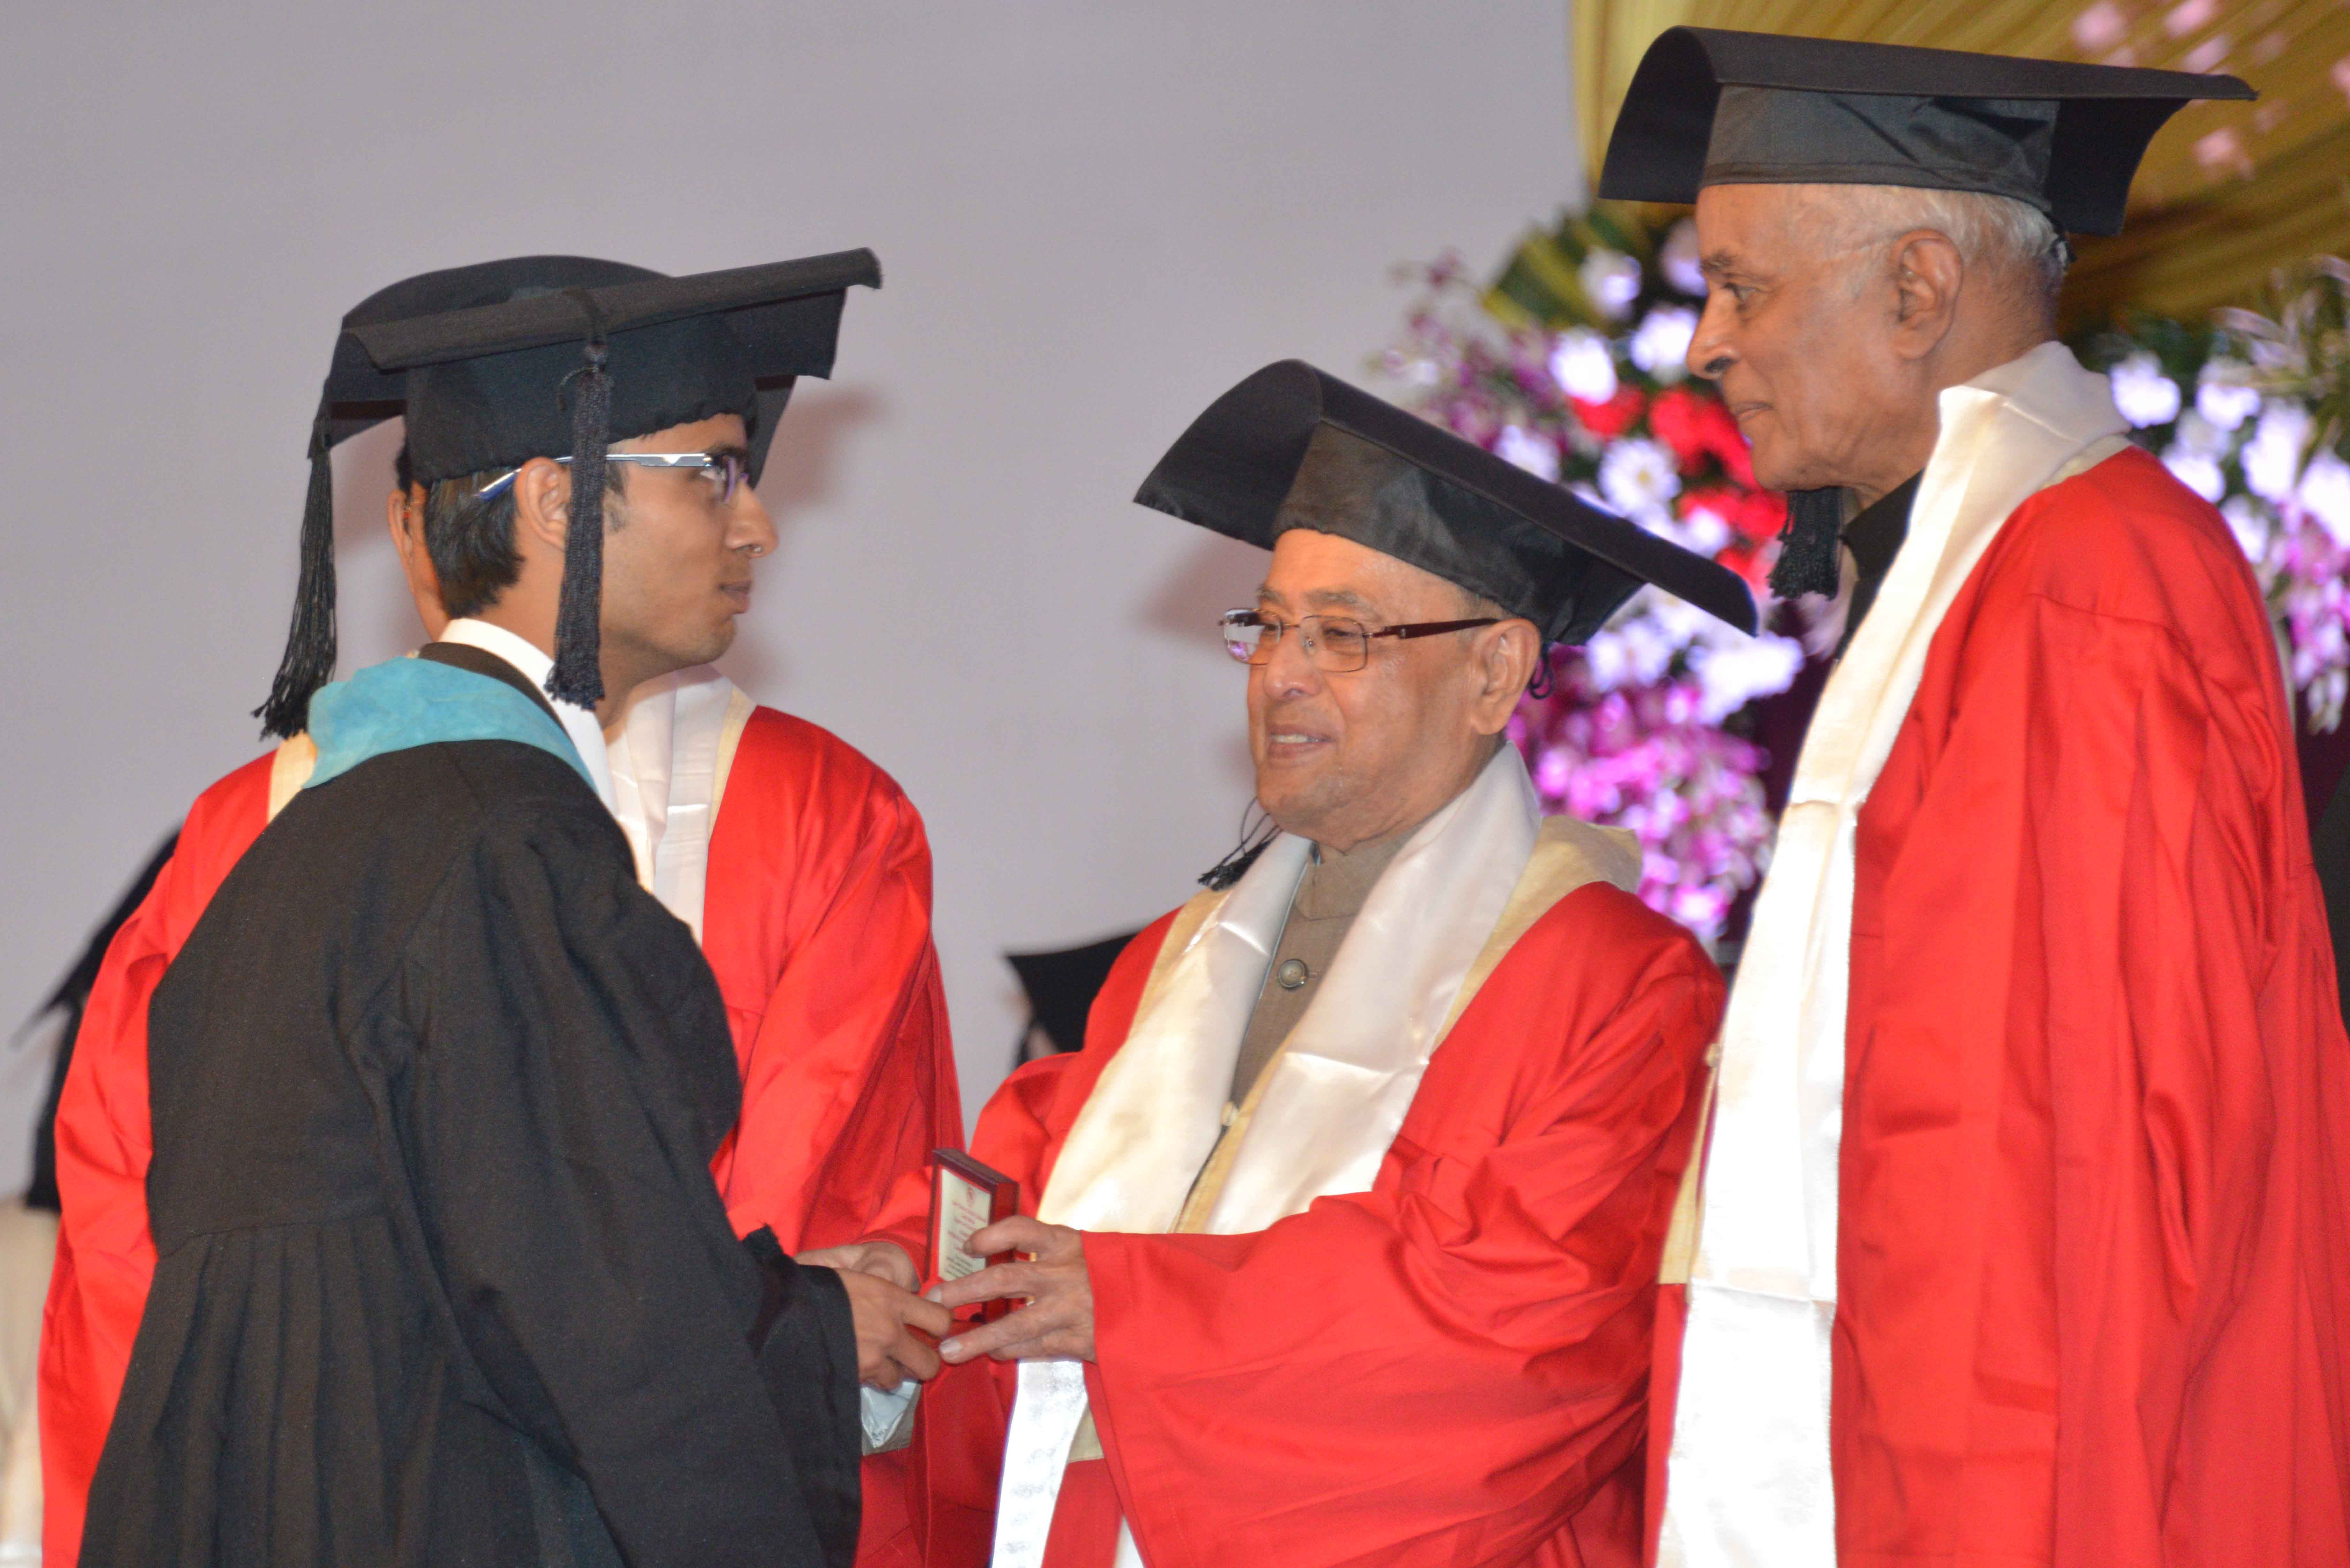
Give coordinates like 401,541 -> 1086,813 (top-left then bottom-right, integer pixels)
81,730 -> 860,1568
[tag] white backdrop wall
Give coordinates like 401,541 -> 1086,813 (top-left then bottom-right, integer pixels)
0,0 -> 1581,1172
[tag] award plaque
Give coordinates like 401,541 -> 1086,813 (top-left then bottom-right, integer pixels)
933,1149 -> 1020,1323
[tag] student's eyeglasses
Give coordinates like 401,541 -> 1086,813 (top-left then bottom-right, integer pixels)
472,451 -> 749,503
1217,608 -> 1499,673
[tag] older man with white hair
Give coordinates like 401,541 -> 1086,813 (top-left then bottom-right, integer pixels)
1600,28 -> 2350,1568
866,360 -> 1756,1567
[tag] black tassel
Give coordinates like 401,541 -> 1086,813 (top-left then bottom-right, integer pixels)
254,424 -> 338,739
1767,487 -> 1845,601
548,290 -> 611,708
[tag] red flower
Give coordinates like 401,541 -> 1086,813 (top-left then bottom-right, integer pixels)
1730,488 -> 1785,545
1718,539 -> 1776,593
1702,403 -> 1758,487
1682,486 -> 1785,548
1570,388 -> 1647,440
1648,387 -> 1715,471
1647,383 -> 1763,488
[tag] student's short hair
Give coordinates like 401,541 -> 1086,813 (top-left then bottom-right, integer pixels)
394,444 -> 624,619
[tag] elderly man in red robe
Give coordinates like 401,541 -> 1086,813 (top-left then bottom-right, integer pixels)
1595,28 -> 2350,1566
41,255 -> 959,1567
852,361 -> 1755,1567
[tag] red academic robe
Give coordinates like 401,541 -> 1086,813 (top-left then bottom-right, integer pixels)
40,706 -> 959,1568
898,878 -> 1723,1568
1650,447 -> 2350,1565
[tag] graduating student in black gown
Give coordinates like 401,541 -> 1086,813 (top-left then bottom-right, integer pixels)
81,253 -> 945,1568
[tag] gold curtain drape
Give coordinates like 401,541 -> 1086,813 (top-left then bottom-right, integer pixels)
1573,0 -> 2350,323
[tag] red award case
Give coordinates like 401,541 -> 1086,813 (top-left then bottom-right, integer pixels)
933,1149 -> 1020,1323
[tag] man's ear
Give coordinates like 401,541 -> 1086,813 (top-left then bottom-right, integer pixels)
1887,229 -> 1964,361
384,486 -> 420,565
1469,619 -> 1540,737
511,457 -> 573,552
386,485 -> 451,636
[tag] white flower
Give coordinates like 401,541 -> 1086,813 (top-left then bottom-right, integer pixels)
1599,437 -> 1682,515
2162,448 -> 2226,502
2171,410 -> 2230,461
1670,498 -> 1733,557
1690,630 -> 1806,722
1646,592 -> 1718,657
2195,359 -> 2262,432
2243,402 -> 2312,502
1613,616 -> 1677,686
2109,351 -> 2182,428
1582,627 -> 1634,691
1495,424 -> 1560,482
1579,248 -> 1643,320
1548,328 -> 1619,403
2220,495 -> 2273,562
1659,218 -> 1707,297
1628,306 -> 1700,383
2297,451 -> 2350,547
1583,596 -> 1683,692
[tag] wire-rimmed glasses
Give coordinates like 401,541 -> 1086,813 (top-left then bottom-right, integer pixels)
472,451 -> 748,502
1217,608 -> 1499,673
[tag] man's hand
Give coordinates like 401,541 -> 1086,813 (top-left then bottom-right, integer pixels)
933,1216 -> 1095,1364
826,1267 -> 955,1391
798,1239 -> 920,1293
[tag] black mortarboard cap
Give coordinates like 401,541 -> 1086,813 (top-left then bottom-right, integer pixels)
1596,28 -> 2253,236
1134,360 -> 1756,643
1008,934 -> 1139,1058
256,250 -> 881,736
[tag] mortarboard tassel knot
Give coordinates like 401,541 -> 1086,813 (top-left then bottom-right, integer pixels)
1767,487 -> 1845,601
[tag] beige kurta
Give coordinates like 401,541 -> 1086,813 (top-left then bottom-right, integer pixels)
1228,824 -> 1417,1106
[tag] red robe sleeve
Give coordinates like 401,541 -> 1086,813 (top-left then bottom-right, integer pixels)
697,711 -> 962,1568
702,709 -> 961,1260
40,754 -> 274,1568
1824,448 -> 2350,1565
919,892 -> 1719,1568
890,913 -> 1178,1567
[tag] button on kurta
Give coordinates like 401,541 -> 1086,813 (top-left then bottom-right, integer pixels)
1275,958 -> 1310,990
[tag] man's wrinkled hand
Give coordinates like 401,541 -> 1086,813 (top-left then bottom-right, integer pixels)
828,1267 -> 954,1391
798,1239 -> 919,1293
933,1216 -> 1095,1365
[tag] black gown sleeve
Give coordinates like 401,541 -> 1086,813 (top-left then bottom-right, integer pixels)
393,798 -> 860,1568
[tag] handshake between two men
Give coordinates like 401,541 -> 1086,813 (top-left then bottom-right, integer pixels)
805,1213 -> 1097,1395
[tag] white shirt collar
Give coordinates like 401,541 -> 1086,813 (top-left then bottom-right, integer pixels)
439,618 -> 616,809
436,620 -> 741,941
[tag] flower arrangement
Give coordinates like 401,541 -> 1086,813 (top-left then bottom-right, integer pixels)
1383,210 -> 2350,941
1379,204 -> 1813,939
2079,258 -> 2350,732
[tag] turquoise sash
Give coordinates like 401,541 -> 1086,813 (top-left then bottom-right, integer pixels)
305,656 -> 590,791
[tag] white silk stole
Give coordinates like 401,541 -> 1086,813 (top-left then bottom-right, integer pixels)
990,747 -> 1549,1568
604,665 -> 755,942
1657,342 -> 2131,1566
